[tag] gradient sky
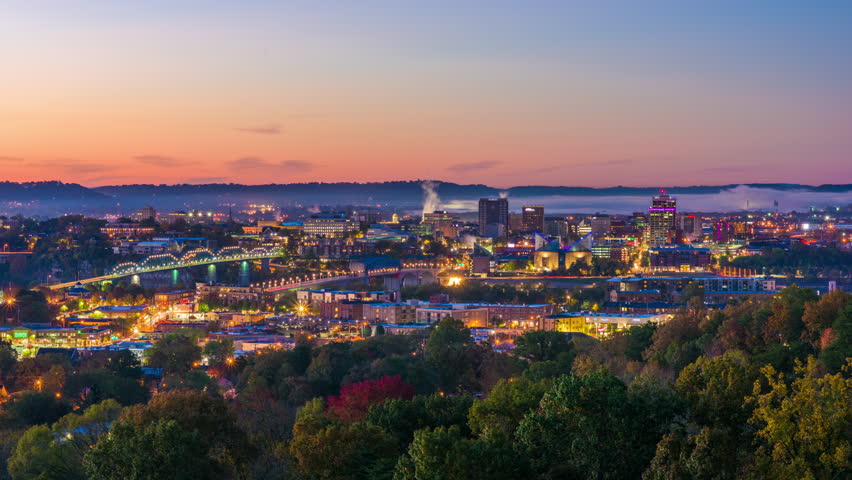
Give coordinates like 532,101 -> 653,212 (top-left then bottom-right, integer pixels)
1,1 -> 851,187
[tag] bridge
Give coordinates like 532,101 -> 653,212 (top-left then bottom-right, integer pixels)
47,246 -> 284,290
259,267 -> 442,293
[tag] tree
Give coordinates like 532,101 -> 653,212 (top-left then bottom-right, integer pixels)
85,420 -> 217,480
747,357 -> 851,479
394,425 -> 527,480
106,349 -> 143,379
516,370 -> 670,480
290,399 -> 399,480
327,375 -> 415,423
424,317 -> 473,393
366,394 -> 473,444
14,289 -> 50,324
643,426 -> 744,480
513,330 -> 573,363
145,332 -> 202,374
8,425 -> 82,480
821,304 -> 852,372
203,338 -> 235,366
468,377 -> 548,439
4,391 -> 71,427
800,290 -> 849,348
643,310 -> 705,372
675,351 -> 757,429
63,369 -> 149,407
0,341 -> 16,385
109,390 -> 254,478
8,400 -> 122,480
761,285 -> 818,345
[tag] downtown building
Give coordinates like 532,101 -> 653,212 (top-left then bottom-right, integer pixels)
421,211 -> 459,237
521,206 -> 545,233
647,191 -> 677,245
303,213 -> 359,237
478,198 -> 509,237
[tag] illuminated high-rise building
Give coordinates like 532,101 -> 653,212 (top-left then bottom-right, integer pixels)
521,206 -> 545,233
422,210 -> 458,237
647,190 -> 677,245
478,198 -> 509,237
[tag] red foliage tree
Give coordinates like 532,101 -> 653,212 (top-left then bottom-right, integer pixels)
327,375 -> 414,423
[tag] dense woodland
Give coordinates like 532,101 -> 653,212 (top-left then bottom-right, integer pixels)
722,244 -> 852,277
1,285 -> 850,480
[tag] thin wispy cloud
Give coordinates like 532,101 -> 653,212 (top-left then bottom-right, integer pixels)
28,159 -> 114,174
183,176 -> 228,184
447,161 -> 501,173
0,156 -> 23,162
133,154 -> 198,167
235,124 -> 281,135
227,157 -> 316,172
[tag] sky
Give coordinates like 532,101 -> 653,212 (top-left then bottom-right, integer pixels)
1,1 -> 851,188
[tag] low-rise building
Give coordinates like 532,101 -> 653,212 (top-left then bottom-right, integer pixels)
415,305 -> 489,327
648,245 -> 712,272
362,302 -> 420,324
100,223 -> 156,238
0,325 -> 115,356
549,311 -> 671,337
196,283 -> 264,305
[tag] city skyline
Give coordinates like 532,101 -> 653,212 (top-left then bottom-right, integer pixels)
2,2 -> 851,187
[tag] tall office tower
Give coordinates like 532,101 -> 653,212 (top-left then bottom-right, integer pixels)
478,198 -> 509,237
588,214 -> 611,237
521,206 -> 545,233
679,213 -> 702,241
647,190 -> 677,245
545,217 -> 568,238
509,213 -> 524,233
422,210 -> 458,237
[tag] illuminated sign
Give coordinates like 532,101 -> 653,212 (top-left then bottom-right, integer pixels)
13,331 -> 28,339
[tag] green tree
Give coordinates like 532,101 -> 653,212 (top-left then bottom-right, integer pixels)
8,425 -> 82,480
394,425 -> 527,480
675,351 -> 757,429
85,420 -> 216,480
516,370 -> 671,480
366,394 -> 472,444
643,426 -> 744,480
290,399 -> 399,480
106,349 -> 143,379
203,338 -> 235,366
8,400 -> 122,480
107,390 -> 254,478
821,304 -> 852,372
468,378 -> 548,439
0,341 -> 16,385
4,391 -> 71,427
145,332 -> 202,374
14,289 -> 50,324
747,357 -> 851,479
424,317 -> 472,393
513,330 -> 573,363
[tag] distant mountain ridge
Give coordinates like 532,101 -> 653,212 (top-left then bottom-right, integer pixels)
91,181 -> 852,198
0,181 -> 107,201
2,180 -> 852,202
1,181 -> 850,215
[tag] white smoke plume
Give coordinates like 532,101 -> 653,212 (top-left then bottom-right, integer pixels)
499,190 -> 509,199
462,234 -> 478,248
421,181 -> 441,218
306,204 -> 321,214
